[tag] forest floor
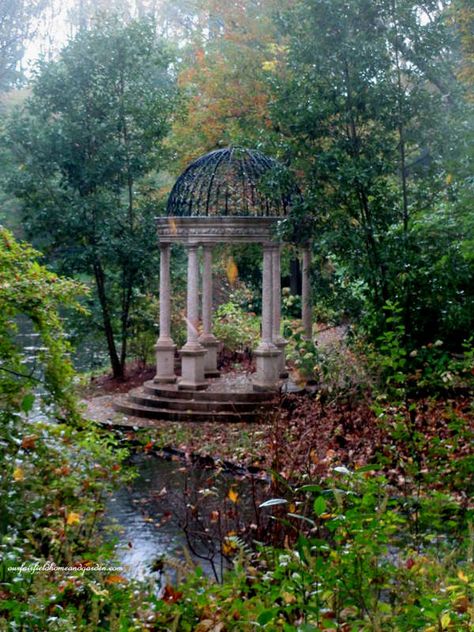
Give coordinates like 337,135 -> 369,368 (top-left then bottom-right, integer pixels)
81,324 -> 351,470
81,328 -> 472,494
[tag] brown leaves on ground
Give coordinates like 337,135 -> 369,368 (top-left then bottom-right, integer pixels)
270,394 -> 385,481
271,394 -> 473,494
85,380 -> 472,495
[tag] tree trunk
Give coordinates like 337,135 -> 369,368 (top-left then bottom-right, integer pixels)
93,259 -> 123,379
290,257 -> 301,296
120,280 -> 133,371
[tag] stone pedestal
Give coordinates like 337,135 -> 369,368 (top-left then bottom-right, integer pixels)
179,244 -> 208,390
253,345 -> 281,391
179,346 -> 208,390
199,245 -> 220,378
199,335 -> 220,378
154,340 -> 177,383
274,339 -> 288,378
253,243 -> 280,392
155,243 -> 177,383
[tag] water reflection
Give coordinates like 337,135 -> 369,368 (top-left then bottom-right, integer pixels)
105,453 -> 267,582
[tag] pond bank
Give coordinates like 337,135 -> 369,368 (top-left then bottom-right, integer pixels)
83,392 -> 271,471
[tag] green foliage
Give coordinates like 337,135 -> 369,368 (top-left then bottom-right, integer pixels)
0,227 -> 84,416
127,292 -> 159,366
367,301 -> 474,397
4,16 -> 177,377
142,470 -> 473,631
0,228 -> 138,630
269,0 -> 473,350
213,300 -> 260,354
0,415 -> 135,630
284,323 -> 319,381
281,288 -> 301,319
0,0 -> 47,90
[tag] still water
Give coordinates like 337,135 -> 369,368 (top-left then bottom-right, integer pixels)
105,452 -> 266,582
17,321 -> 268,582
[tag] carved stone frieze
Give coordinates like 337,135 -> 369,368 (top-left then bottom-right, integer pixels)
156,216 -> 282,244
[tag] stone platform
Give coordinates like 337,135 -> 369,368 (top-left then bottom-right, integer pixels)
113,374 -> 278,423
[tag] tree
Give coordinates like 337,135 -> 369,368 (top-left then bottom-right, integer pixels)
269,0 -> 472,347
0,0 -> 49,91
169,0 -> 287,167
0,227 -> 83,415
5,17 -> 177,378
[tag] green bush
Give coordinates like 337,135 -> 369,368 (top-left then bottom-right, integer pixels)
213,300 -> 260,354
147,469 -> 473,631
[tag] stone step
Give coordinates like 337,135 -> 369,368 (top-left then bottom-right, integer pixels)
113,399 -> 263,423
128,389 -> 265,413
142,380 -> 273,403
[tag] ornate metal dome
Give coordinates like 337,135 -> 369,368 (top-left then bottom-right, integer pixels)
167,147 -> 297,217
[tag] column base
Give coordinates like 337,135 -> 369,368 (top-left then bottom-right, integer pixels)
274,337 -> 289,378
252,344 -> 281,392
199,334 -> 221,378
178,344 -> 208,391
154,340 -> 177,383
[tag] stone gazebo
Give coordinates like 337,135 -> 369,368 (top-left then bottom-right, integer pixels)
115,147 -> 312,422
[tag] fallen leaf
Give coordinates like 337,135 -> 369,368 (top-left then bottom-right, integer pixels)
228,488 -> 239,503
162,584 -> 183,603
282,591 -> 296,604
226,257 -> 238,285
67,512 -> 81,525
13,467 -> 24,482
105,575 -> 127,584
21,435 -> 38,450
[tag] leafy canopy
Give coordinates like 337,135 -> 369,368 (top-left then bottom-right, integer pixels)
5,17 -> 177,377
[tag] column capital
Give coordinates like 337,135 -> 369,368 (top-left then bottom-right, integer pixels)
262,240 -> 279,251
184,242 -> 200,251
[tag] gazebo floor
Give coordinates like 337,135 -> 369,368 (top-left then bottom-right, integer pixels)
113,375 -> 278,423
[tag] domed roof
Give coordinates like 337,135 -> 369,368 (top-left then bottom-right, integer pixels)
167,147 -> 297,217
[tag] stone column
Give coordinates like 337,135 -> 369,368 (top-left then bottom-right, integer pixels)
198,245 -> 220,377
302,243 -> 313,340
154,243 -> 176,383
179,243 -> 207,390
272,244 -> 288,377
253,242 -> 280,391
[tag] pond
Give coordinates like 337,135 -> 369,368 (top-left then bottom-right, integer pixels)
17,318 -> 271,584
16,314 -> 109,376
105,452 -> 268,583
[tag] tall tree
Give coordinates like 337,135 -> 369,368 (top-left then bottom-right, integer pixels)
5,17 -> 177,378
269,0 -> 472,346
169,0 -> 287,166
0,0 -> 49,91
